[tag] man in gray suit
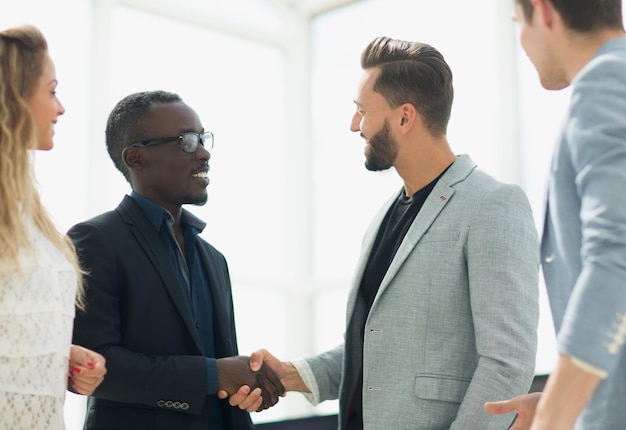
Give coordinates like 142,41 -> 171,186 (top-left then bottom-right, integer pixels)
223,37 -> 540,429
484,1 -> 626,429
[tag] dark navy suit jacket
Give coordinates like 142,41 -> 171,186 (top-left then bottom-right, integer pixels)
70,195 -> 253,430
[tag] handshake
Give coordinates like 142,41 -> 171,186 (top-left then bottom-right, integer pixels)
216,352 -> 286,412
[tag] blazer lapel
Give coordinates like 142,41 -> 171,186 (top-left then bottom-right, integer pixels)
117,196 -> 205,353
366,155 -> 476,311
196,243 -> 236,357
345,192 -> 397,322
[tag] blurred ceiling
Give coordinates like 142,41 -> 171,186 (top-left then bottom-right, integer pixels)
267,0 -> 363,17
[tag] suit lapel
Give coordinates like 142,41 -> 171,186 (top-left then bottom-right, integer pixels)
360,155 -> 476,314
345,193 -> 397,323
117,196 -> 205,353
376,180 -> 454,297
196,243 -> 236,356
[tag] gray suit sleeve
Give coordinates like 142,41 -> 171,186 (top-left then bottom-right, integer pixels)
451,184 -> 540,430
556,54 -> 626,373
303,343 -> 344,403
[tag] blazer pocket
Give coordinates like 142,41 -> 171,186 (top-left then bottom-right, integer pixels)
420,230 -> 460,243
414,374 -> 471,403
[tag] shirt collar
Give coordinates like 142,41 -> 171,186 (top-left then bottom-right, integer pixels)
129,191 -> 206,234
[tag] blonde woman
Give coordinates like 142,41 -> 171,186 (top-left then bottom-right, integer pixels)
0,25 -> 106,429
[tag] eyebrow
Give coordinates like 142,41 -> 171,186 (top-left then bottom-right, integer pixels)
174,128 -> 205,135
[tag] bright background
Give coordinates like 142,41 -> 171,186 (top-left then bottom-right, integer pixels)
4,0 -> 623,427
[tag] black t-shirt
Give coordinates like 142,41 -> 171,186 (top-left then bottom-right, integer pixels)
343,167 -> 450,430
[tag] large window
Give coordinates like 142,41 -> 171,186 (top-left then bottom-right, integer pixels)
6,1 -> 624,428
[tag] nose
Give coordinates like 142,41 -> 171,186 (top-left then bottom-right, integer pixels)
350,111 -> 361,133
57,98 -> 66,116
196,142 -> 211,161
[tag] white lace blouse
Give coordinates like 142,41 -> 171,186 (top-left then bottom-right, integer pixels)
0,222 -> 77,429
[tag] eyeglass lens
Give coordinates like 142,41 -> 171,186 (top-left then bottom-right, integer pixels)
181,132 -> 214,153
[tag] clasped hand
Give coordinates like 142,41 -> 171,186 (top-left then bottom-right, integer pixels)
217,355 -> 284,411
68,344 -> 107,395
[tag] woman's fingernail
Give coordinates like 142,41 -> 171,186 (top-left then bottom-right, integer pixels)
72,366 -> 82,374
87,362 -> 95,369
69,379 -> 76,386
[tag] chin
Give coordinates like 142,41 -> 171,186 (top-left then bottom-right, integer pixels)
36,132 -> 55,150
538,67 -> 570,91
37,142 -> 54,151
541,80 -> 570,91
188,194 -> 208,207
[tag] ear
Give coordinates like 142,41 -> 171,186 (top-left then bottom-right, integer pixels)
531,0 -> 556,28
122,147 -> 144,172
398,103 -> 418,133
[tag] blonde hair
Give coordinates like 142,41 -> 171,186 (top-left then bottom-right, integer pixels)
0,24 -> 85,309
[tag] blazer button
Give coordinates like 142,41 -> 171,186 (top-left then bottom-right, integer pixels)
181,402 -> 190,410
544,254 -> 555,263
165,401 -> 173,408
157,400 -> 165,407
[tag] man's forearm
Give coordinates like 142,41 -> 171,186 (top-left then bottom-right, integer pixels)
531,354 -> 602,430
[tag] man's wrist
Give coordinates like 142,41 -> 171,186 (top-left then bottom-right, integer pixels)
570,357 -> 608,379
284,361 -> 310,392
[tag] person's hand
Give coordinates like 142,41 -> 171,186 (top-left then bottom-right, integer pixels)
484,392 -> 542,430
218,349 -> 288,412
221,385 -> 265,413
249,349 -> 286,380
217,355 -> 284,411
68,344 -> 107,395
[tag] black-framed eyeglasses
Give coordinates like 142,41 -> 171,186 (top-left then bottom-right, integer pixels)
129,131 -> 214,153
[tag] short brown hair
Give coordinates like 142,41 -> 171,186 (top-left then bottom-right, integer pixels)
515,0 -> 624,32
361,36 -> 454,137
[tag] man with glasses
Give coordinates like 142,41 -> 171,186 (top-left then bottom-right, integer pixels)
69,90 -> 284,430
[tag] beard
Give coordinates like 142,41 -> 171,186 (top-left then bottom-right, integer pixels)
365,119 -> 398,171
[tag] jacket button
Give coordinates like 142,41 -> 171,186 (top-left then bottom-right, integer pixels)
157,400 -> 165,407
181,402 -> 190,410
544,254 -> 555,263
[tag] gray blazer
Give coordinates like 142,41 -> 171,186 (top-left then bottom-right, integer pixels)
541,37 -> 626,430
306,154 -> 539,429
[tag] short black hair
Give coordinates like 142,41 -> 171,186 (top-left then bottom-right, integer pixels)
106,90 -> 182,181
